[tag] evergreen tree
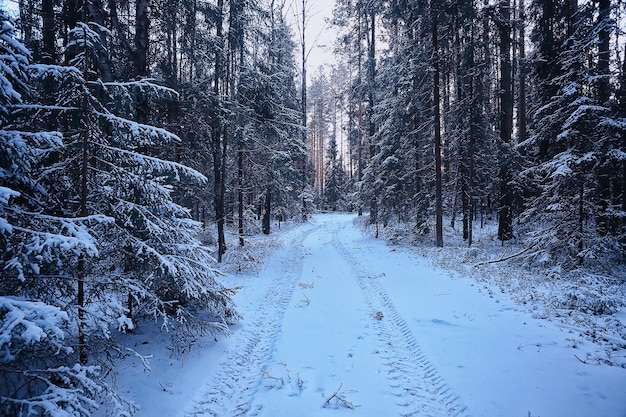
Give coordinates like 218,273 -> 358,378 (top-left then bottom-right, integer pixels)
324,134 -> 347,211
236,3 -> 306,235
0,13 -> 133,416
520,2 -> 623,267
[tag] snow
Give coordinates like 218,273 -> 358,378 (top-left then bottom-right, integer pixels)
105,214 -> 625,417
548,151 -> 574,178
0,297 -> 69,362
0,185 -> 19,204
563,102 -> 608,130
27,63 -> 82,81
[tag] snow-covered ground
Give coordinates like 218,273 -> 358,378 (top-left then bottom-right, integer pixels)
107,213 -> 625,417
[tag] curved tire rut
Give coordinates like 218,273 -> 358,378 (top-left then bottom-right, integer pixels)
183,225 -> 317,417
333,229 -> 470,417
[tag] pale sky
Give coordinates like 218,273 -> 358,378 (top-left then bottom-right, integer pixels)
284,0 -> 338,79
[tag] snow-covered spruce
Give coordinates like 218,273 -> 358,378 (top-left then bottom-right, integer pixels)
1,14 -> 238,417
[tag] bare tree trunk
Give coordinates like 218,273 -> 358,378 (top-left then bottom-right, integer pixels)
596,0 -> 612,234
367,11 -> 378,230
78,135 -> 87,364
78,25 -> 90,365
357,14 -> 364,217
213,0 -> 227,262
468,38 -> 476,247
462,170 -> 470,241
262,186 -> 272,235
578,180 -> 584,266
597,0 -> 610,105
517,0 -> 527,146
498,0 -> 514,242
238,149 -> 244,246
135,0 -> 149,78
432,5 -> 443,248
42,0 -> 56,63
622,43 -> 626,216
301,0 -> 309,221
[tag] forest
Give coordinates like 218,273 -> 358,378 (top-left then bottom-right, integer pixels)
0,0 -> 624,415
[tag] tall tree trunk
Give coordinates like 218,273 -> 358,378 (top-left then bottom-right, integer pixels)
596,0 -> 612,233
262,186 -> 272,235
238,149 -> 244,246
410,11 -> 427,234
517,0 -> 527,146
468,42 -> 476,247
596,0 -> 610,105
77,26 -> 90,365
135,0 -> 149,78
42,0 -> 56,63
621,43 -> 626,215
301,0 -> 309,221
78,135 -> 87,364
498,0 -> 514,242
367,11 -> 378,230
356,13 -> 364,217
432,5 -> 444,248
463,31 -> 477,247
213,0 -> 227,262
578,180 -> 584,266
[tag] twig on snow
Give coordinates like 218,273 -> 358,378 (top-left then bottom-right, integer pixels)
323,383 -> 358,409
295,293 -> 310,307
574,354 -> 588,364
260,368 -> 284,389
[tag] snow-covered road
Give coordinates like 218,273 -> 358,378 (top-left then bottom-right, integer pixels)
123,213 -> 625,417
182,214 -> 468,416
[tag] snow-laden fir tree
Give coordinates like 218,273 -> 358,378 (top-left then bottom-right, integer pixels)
324,133 -> 348,212
369,37 -> 421,227
69,21 -> 238,337
237,4 -> 306,235
0,12 -> 134,416
520,2 -> 623,268
2,17 -> 239,416
447,0 -> 499,246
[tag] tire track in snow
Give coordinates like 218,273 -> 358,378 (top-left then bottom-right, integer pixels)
182,224 -> 317,417
332,227 -> 470,417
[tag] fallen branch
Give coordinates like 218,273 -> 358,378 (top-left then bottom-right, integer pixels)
126,348 -> 154,372
574,354 -> 588,364
473,245 -> 534,267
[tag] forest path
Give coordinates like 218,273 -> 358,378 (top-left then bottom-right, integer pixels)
181,213 -> 468,417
